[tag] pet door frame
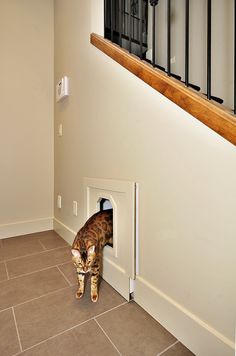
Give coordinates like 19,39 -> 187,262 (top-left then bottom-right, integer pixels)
83,177 -> 138,300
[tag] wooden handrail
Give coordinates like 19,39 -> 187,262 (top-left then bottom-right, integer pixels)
91,33 -> 236,146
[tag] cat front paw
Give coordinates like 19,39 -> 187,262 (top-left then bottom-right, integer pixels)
76,291 -> 84,299
91,293 -> 98,303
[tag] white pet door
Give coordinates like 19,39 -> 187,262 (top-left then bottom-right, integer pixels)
84,177 -> 137,301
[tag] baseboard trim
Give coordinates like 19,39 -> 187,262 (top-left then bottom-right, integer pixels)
53,218 -> 76,246
0,217 -> 53,239
135,276 -> 234,356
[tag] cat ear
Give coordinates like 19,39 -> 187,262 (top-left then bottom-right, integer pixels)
88,245 -> 95,255
71,249 -> 81,258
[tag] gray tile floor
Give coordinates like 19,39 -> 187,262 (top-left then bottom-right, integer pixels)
0,231 -> 194,356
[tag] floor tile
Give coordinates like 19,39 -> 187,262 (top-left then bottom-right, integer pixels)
0,248 -> 4,262
0,309 -> 21,356
21,319 -> 119,356
6,247 -> 72,278
97,301 -> 177,356
0,239 -> 3,248
0,262 -> 8,282
161,342 -> 195,356
37,231 -> 69,250
58,262 -> 77,286
0,236 -> 44,261
14,280 -> 125,350
0,267 -> 69,311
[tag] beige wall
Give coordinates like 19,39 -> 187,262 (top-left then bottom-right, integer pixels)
0,0 -> 54,237
54,1 -> 236,355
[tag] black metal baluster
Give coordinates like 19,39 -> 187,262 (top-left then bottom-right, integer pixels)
234,0 -> 236,113
111,0 -> 114,42
124,0 -> 127,37
150,1 -> 159,67
105,0 -> 111,40
152,2 -> 156,66
205,1 -> 223,104
167,0 -> 171,76
207,0 -> 211,100
183,0 -> 200,91
129,0 -> 132,52
133,2 -> 135,42
119,0 -> 122,46
139,0 -> 143,58
185,0 -> 189,86
104,0 -> 107,38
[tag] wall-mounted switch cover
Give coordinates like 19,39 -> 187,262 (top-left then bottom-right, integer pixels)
57,195 -> 62,209
56,76 -> 69,102
58,124 -> 63,137
73,201 -> 78,216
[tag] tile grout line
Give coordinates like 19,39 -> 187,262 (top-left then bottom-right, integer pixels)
12,307 -> 23,352
0,285 -> 72,315
56,265 -> 72,286
156,340 -> 179,356
0,306 -> 12,315
94,318 -> 122,356
0,265 -> 83,314
57,261 -> 72,267
16,317 -> 95,355
15,285 -> 72,308
2,245 -> 69,263
11,301 -> 128,354
38,239 -> 47,251
4,261 -> 9,280
1,265 -> 57,282
0,263 -> 72,284
94,301 -> 128,319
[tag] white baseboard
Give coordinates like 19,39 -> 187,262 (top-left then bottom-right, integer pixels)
135,276 -> 234,356
53,217 -> 76,246
0,217 -> 53,239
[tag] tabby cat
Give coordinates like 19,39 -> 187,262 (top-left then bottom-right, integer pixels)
71,209 -> 113,302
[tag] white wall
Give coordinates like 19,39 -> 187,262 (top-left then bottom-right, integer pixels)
0,0 -> 54,237
54,1 -> 236,355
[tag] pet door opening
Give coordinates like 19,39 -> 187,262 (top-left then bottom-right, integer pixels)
99,198 -> 113,211
98,198 -> 113,248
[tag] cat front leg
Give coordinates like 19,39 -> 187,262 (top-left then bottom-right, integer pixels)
76,272 -> 85,299
91,266 -> 99,302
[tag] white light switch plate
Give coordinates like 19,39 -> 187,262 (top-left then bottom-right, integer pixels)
56,76 -> 69,102
58,124 -> 63,137
57,195 -> 62,209
73,201 -> 78,216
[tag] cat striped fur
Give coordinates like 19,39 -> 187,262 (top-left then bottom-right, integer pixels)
72,209 -> 113,302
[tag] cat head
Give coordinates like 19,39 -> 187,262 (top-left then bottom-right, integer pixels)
71,245 -> 96,273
